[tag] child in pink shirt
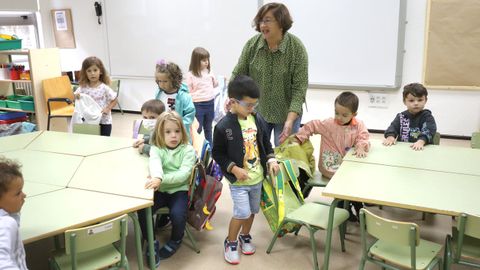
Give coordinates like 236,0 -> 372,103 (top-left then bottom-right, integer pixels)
294,91 -> 370,221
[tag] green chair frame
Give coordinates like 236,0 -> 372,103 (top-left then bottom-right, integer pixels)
266,201 -> 349,270
444,213 -> 480,269
302,170 -> 329,198
153,162 -> 201,254
49,214 -> 129,270
110,79 -> 123,114
359,208 -> 442,270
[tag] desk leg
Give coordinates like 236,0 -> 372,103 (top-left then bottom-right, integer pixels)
323,199 -> 339,270
146,206 -> 155,269
128,212 -> 144,270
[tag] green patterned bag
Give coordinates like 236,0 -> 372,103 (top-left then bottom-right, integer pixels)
260,160 -> 305,237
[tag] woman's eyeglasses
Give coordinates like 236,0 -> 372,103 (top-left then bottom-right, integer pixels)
259,18 -> 276,25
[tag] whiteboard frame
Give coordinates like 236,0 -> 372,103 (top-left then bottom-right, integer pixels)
263,0 -> 407,91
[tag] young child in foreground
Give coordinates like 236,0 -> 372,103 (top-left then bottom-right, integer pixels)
212,75 -> 279,265
0,157 -> 28,269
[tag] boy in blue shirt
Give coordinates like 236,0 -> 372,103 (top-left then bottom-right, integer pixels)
383,83 -> 437,150
212,75 -> 279,265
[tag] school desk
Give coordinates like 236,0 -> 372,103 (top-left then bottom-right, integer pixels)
23,182 -> 64,197
25,130 -> 133,156
0,131 -> 41,152
0,131 -> 156,270
343,139 -> 480,176
320,143 -> 480,270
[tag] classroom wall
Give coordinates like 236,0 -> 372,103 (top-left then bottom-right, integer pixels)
36,0 -> 480,137
38,0 -> 108,72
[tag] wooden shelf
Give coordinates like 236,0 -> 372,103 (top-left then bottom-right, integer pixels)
0,107 -> 34,113
0,79 -> 31,83
0,49 -> 29,55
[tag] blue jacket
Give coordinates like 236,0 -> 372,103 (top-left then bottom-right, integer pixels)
155,83 -> 196,138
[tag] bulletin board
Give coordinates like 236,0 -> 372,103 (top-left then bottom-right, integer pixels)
51,9 -> 76,49
423,0 -> 480,90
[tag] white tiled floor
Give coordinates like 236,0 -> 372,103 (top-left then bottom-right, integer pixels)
25,112 -> 473,270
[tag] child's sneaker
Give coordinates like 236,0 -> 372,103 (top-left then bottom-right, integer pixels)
238,234 -> 256,255
224,238 -> 240,264
145,240 -> 160,268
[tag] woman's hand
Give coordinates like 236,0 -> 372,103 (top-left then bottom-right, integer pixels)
279,120 -> 293,145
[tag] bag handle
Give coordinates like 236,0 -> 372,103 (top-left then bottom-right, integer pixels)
281,159 -> 305,201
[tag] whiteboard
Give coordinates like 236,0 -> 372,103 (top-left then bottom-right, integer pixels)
104,0 -> 258,79
273,0 -> 406,89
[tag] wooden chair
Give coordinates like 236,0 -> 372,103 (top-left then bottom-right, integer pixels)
154,161 -> 201,254
266,170 -> 350,270
110,79 -> 123,114
359,208 -> 442,270
49,214 -> 129,270
42,76 -> 75,130
444,213 -> 480,269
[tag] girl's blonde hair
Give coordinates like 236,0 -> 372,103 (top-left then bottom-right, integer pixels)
189,47 -> 211,77
78,56 -> 111,86
155,60 -> 183,90
152,111 -> 188,148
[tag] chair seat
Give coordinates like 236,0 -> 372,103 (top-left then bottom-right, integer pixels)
307,172 -> 329,187
50,105 -> 74,116
287,202 -> 349,229
370,239 -> 442,269
52,244 -> 121,270
452,227 -> 480,260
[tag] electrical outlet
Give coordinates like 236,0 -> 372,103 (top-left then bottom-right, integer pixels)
368,93 -> 389,108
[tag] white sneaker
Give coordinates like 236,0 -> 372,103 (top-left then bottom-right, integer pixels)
238,234 -> 256,255
224,239 -> 240,264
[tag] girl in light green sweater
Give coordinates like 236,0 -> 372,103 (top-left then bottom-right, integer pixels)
138,111 -> 196,264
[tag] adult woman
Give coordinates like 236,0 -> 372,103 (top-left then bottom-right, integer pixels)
231,2 -> 308,146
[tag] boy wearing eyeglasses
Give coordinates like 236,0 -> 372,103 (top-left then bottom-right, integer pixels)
212,75 -> 279,265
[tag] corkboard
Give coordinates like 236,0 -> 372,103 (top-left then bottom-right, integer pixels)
423,0 -> 480,90
51,9 -> 76,49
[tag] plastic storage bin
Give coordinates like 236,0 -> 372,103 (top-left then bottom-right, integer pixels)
0,100 -> 6,108
0,39 -> 22,50
0,111 -> 27,120
6,100 -> 21,109
19,100 -> 34,111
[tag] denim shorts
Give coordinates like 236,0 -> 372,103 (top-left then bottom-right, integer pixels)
229,182 -> 262,219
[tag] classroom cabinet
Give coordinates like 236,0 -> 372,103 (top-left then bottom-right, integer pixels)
0,48 -> 61,130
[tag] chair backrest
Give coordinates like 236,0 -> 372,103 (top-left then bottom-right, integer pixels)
132,119 -> 151,139
471,132 -> 480,149
459,213 -> 480,240
42,76 -> 75,113
432,132 -> 441,145
64,214 -> 128,254
360,208 -> 419,246
72,123 -> 101,135
110,79 -> 121,97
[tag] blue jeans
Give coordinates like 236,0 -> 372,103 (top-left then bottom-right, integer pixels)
229,182 -> 262,219
257,113 -> 302,147
137,190 -> 188,242
194,99 -> 214,146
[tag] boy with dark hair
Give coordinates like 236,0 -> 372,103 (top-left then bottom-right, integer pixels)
293,91 -> 369,221
0,157 -> 27,269
383,83 -> 437,150
133,99 -> 166,155
212,75 -> 279,265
